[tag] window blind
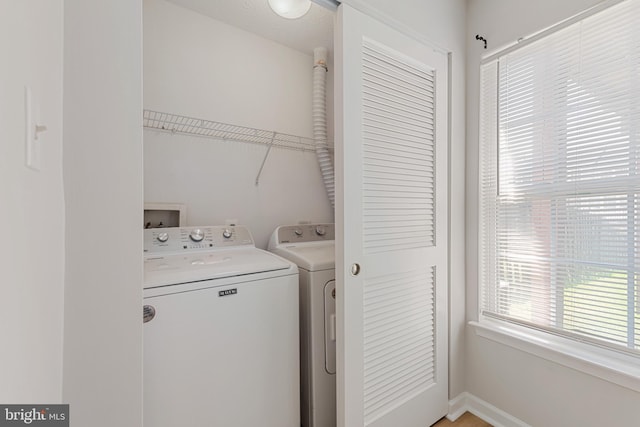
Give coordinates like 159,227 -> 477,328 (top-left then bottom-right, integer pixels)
479,0 -> 640,354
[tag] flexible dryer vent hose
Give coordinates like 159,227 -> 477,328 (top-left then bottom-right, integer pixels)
313,47 -> 335,208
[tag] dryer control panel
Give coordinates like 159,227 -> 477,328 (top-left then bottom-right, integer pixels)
270,223 -> 335,245
144,225 -> 254,254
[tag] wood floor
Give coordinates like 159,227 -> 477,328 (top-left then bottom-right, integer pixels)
432,412 -> 492,427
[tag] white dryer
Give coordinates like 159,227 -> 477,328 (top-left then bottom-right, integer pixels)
268,223 -> 335,427
143,225 -> 300,427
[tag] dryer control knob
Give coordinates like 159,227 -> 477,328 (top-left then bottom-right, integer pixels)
222,229 -> 232,239
315,225 -> 327,236
189,229 -> 205,242
294,228 -> 303,237
156,232 -> 169,243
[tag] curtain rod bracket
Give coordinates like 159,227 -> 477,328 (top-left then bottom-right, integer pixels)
476,34 -> 487,49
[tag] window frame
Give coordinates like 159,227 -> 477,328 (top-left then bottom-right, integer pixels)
475,0 -> 640,390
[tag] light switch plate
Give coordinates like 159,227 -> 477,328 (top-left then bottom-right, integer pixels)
24,86 -> 41,171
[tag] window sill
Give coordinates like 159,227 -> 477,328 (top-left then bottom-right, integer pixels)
469,319 -> 640,393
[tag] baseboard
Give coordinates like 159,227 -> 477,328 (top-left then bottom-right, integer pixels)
447,392 -> 530,427
446,393 -> 469,421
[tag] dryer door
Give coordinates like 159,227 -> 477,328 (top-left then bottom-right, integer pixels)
324,279 -> 336,374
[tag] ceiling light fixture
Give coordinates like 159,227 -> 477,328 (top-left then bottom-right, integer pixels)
268,0 -> 312,19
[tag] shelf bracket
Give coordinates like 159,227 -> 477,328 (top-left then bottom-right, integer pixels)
255,132 -> 277,186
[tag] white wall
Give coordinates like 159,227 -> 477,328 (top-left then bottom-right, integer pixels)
0,0 -> 65,403
466,1 -> 640,425
144,0 -> 333,248
341,0 -> 468,399
63,1 -> 143,426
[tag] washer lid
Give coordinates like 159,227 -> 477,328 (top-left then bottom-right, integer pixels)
144,247 -> 294,288
270,242 -> 335,271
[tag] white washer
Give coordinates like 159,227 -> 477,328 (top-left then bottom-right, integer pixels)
268,223 -> 335,427
143,225 -> 300,427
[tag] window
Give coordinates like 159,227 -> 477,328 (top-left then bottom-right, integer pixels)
479,0 -> 640,355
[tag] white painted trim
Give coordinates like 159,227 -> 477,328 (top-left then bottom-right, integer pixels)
311,0 -> 340,11
470,320 -> 640,393
481,0 -> 625,63
339,0 -> 449,55
447,392 -> 530,427
446,393 -> 468,422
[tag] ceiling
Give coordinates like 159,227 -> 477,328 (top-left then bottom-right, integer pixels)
165,0 -> 335,57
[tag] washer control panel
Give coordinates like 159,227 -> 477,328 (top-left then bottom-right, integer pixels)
274,223 -> 335,244
144,225 -> 254,254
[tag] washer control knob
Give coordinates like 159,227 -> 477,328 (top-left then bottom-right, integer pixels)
189,229 -> 205,242
294,228 -> 303,237
156,232 -> 169,243
315,225 -> 327,236
222,228 -> 232,239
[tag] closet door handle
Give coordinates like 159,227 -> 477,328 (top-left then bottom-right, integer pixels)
350,263 -> 361,276
143,305 -> 156,323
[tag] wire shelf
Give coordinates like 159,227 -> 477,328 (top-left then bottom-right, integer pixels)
143,109 -> 319,152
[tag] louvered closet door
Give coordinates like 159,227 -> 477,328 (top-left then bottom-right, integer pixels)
335,4 -> 448,427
